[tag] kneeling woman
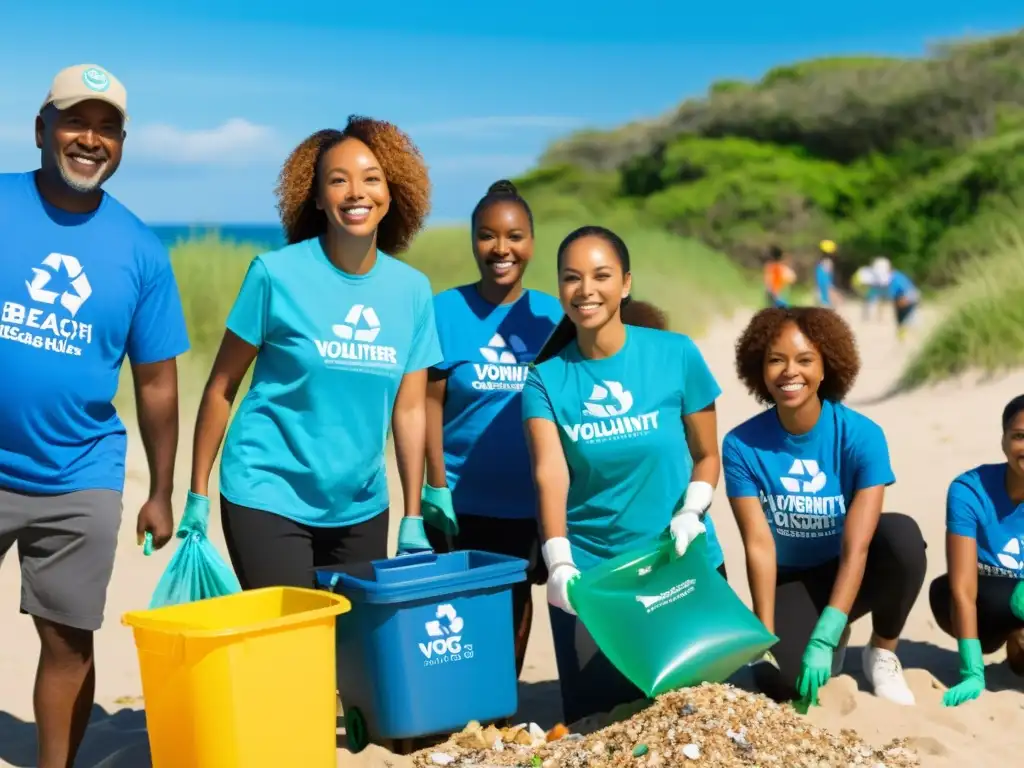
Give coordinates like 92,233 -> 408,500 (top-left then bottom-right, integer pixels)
722,307 -> 925,707
929,394 -> 1024,707
522,225 -> 726,724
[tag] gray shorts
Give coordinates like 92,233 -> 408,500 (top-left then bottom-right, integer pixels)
0,486 -> 123,631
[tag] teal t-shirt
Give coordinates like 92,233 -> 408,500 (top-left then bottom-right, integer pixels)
219,237 -> 442,527
521,325 -> 725,571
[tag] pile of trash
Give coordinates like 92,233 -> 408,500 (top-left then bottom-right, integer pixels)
411,682 -> 920,767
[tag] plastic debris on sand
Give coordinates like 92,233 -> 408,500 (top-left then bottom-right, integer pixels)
411,682 -> 920,767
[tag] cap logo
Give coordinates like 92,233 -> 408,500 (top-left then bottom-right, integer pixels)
82,68 -> 110,92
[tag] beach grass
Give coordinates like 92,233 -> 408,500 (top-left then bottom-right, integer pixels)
113,222 -> 757,417
170,221 -> 758,362
897,227 -> 1024,390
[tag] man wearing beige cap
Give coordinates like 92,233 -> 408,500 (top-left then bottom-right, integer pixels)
0,64 -> 189,768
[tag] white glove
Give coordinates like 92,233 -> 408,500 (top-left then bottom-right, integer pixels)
542,537 -> 580,616
670,481 -> 713,557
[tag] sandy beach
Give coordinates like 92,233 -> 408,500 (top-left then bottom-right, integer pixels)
2,299 -> 1023,767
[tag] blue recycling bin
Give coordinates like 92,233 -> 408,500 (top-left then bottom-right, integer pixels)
315,550 -> 527,751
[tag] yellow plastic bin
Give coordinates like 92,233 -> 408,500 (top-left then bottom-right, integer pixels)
122,586 -> 350,768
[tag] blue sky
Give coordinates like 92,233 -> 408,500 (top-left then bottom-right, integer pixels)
1,1 -> 1020,225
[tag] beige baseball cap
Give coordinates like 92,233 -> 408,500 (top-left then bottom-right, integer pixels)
40,64 -> 129,122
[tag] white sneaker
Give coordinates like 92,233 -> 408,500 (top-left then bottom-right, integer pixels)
862,646 -> 915,705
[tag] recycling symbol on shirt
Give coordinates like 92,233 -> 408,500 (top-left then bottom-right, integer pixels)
25,253 -> 92,318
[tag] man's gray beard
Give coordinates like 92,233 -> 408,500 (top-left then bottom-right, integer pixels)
58,159 -> 106,194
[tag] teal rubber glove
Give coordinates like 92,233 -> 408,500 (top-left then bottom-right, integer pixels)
179,491 -> 211,536
421,485 -> 458,536
142,491 -> 210,556
397,516 -> 433,555
942,638 -> 985,707
796,606 -> 848,708
1011,581 -> 1024,622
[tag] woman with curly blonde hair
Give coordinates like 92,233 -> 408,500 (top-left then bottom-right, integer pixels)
722,307 -> 925,709
188,115 -> 441,589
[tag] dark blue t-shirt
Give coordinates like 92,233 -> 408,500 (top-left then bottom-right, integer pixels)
0,171 -> 190,494
432,285 -> 563,519
723,399 -> 895,569
946,462 -> 1024,578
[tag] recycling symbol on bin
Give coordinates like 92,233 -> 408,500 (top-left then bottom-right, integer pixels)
26,253 -> 92,318
425,604 -> 464,637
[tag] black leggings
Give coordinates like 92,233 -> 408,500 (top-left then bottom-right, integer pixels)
550,562 -> 728,725
220,495 -> 389,590
929,573 -> 1024,653
754,512 -> 927,701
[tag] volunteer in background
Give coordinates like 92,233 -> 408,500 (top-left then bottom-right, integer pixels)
871,256 -> 921,341
189,116 -> 441,590
929,394 -> 1024,707
422,180 -> 563,676
0,65 -> 189,768
851,263 -> 883,321
723,307 -> 925,707
522,225 -> 725,723
815,240 -> 839,308
763,245 -> 797,308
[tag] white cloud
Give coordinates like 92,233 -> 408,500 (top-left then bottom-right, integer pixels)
129,118 -> 282,166
409,116 -> 585,139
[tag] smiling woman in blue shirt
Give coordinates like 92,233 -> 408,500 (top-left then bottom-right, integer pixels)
421,180 -> 563,677
522,225 -> 725,724
722,306 -> 926,708
188,116 -> 441,590
929,395 -> 1024,707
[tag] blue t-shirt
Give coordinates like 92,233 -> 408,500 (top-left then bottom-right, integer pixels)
722,399 -> 895,570
946,462 -> 1024,579
432,285 -> 563,519
815,261 -> 832,303
521,325 -> 724,571
0,171 -> 189,494
219,237 -> 442,527
888,270 -> 919,304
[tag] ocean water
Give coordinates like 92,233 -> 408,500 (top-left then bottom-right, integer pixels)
152,224 -> 285,251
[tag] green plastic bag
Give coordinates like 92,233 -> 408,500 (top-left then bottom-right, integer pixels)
146,496 -> 242,609
567,532 -> 778,698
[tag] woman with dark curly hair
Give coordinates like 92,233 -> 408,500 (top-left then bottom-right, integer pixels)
722,306 -> 925,708
522,225 -> 725,723
421,180 -> 563,676
928,394 -> 1024,707
188,116 -> 441,589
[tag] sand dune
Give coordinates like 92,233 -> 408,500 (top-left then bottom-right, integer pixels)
1,300 -> 1022,767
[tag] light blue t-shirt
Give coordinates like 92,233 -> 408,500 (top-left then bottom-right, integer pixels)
815,261 -> 832,304
521,325 -> 724,571
0,171 -> 190,494
888,270 -> 920,304
722,399 -> 895,570
432,285 -> 563,519
219,238 -> 442,527
947,462 -> 1024,579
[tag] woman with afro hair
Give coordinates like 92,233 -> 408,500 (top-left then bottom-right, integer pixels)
722,307 -> 926,709
188,116 -> 442,590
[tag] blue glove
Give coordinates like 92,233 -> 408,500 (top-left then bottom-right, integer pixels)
421,485 -> 458,536
397,517 -> 433,555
